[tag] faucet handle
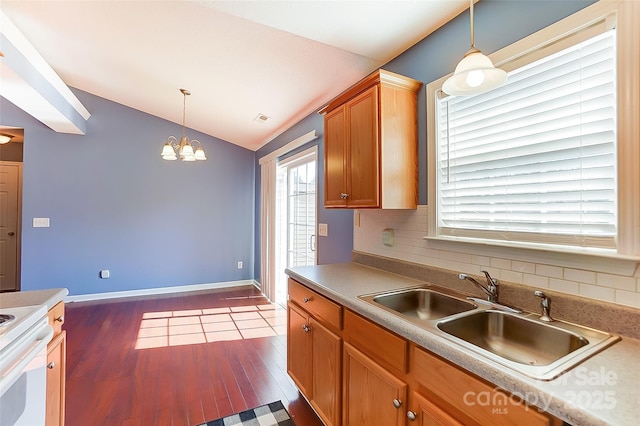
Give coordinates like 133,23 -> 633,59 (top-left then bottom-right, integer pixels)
481,270 -> 497,284
534,290 -> 554,322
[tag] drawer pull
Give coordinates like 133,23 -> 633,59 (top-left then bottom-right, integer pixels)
55,315 -> 64,323
303,297 -> 311,303
392,399 -> 402,408
48,362 -> 56,369
407,411 -> 417,421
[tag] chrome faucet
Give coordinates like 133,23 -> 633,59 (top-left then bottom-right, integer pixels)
459,271 -> 498,303
534,290 -> 554,322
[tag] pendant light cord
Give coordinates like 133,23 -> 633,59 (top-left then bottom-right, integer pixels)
469,0 -> 475,49
181,91 -> 187,139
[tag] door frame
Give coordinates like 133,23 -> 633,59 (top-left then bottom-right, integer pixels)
259,130 -> 318,302
0,161 -> 22,291
275,146 -> 318,305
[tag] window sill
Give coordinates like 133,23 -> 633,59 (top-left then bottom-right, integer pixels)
423,235 -> 639,276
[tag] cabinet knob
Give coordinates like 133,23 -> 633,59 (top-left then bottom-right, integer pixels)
7,232 -> 15,236
392,399 -> 402,408
55,315 -> 64,323
340,193 -> 349,199
301,324 -> 310,333
48,362 -> 56,369
407,411 -> 417,421
303,297 -> 311,303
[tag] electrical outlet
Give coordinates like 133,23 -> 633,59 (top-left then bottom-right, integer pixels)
99,269 -> 110,279
237,261 -> 243,269
318,223 -> 328,237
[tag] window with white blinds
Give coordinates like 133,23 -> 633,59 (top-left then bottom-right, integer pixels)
434,29 -> 617,249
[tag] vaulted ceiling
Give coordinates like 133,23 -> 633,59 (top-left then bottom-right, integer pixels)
1,1 -> 468,151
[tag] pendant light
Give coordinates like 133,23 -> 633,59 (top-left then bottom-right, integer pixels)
442,0 -> 507,96
161,89 -> 207,161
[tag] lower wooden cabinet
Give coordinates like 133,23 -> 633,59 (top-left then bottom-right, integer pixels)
287,301 -> 342,426
343,342 -> 407,426
410,392 -> 463,426
46,330 -> 66,426
410,346 -> 562,426
288,303 -> 312,396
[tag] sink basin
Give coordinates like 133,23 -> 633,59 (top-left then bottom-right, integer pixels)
437,310 -> 620,380
437,311 -> 588,366
360,288 -> 476,321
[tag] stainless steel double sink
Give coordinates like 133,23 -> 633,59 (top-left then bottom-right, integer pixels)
358,287 -> 619,380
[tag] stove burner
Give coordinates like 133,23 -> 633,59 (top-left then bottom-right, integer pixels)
0,314 -> 16,327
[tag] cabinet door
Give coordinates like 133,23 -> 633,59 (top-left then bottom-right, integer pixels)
346,86 -> 380,208
324,105 -> 348,207
343,342 -> 406,426
311,318 -> 342,426
411,392 -> 463,426
287,303 -> 312,397
46,330 -> 66,426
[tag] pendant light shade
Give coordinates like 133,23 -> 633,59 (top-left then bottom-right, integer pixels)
442,0 -> 507,96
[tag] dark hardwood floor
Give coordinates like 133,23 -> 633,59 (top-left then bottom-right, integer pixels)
64,286 -> 324,426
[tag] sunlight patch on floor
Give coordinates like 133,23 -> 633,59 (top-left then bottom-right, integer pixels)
135,303 -> 286,349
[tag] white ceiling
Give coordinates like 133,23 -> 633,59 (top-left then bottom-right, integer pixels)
1,1 -> 468,151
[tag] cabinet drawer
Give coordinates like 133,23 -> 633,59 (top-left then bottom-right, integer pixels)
288,279 -> 342,331
48,302 -> 65,335
412,346 -> 560,426
343,309 -> 408,375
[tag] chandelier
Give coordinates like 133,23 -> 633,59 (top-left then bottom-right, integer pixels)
161,88 -> 207,161
442,0 -> 507,96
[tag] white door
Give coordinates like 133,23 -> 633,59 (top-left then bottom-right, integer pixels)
0,162 -> 21,291
274,148 -> 317,306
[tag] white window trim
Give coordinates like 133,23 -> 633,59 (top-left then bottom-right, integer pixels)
426,0 -> 640,273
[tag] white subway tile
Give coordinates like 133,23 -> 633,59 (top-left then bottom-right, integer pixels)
490,257 -> 511,270
523,274 -> 549,288
439,250 -> 457,261
549,278 -> 580,295
536,264 -> 564,279
596,273 -> 636,291
454,252 -> 474,264
578,284 -> 615,302
564,268 -> 596,285
614,290 -> 640,309
500,270 -> 523,284
471,255 -> 491,267
511,261 -> 536,274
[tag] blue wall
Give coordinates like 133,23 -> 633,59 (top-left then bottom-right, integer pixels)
1,89 -> 255,296
253,114 -> 354,281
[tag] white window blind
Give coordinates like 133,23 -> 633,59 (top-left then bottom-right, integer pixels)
435,29 -> 617,249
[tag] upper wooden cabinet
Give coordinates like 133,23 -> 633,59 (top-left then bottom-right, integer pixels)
320,69 -> 422,209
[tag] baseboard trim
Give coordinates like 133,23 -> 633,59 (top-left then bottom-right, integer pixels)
65,280 -> 261,303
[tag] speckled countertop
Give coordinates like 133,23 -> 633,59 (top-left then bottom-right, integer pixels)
286,262 -> 640,426
0,288 -> 68,311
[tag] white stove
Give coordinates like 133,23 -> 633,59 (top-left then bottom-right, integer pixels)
0,304 -> 53,425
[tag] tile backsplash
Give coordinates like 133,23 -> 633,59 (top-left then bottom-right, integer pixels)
353,206 -> 640,309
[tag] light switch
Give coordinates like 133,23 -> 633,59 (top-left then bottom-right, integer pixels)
318,223 -> 328,237
33,218 -> 50,228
